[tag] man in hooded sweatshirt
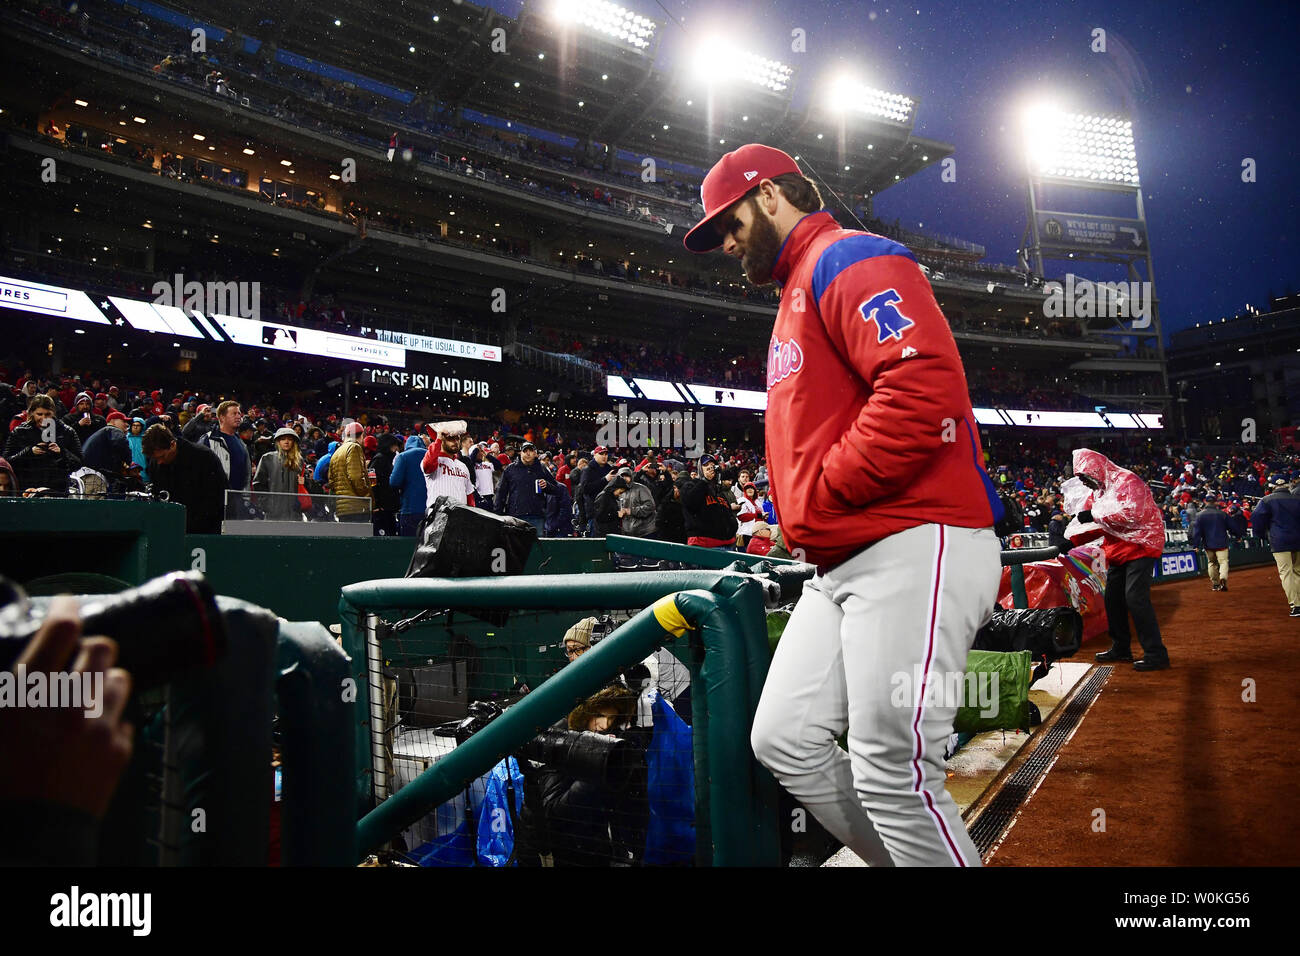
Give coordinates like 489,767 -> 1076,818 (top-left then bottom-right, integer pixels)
314,440 -> 339,485
678,454 -> 738,549
1067,448 -> 1170,671
389,434 -> 430,536
62,391 -> 106,447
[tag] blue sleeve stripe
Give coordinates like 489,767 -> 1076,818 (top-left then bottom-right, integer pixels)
811,234 -> 917,308
962,418 -> 1005,527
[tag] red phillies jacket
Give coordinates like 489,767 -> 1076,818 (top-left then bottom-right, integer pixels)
765,211 -> 1004,567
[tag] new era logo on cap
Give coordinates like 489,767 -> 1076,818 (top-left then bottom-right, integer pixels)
743,170 -> 758,181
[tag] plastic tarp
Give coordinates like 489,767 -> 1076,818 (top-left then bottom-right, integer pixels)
974,605 -> 1083,662
997,543 -> 1109,644
643,692 -> 695,865
1063,449 -> 1165,554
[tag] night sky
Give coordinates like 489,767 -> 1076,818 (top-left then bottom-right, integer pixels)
492,0 -> 1297,342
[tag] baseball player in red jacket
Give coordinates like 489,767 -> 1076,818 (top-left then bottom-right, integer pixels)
685,144 -> 1004,866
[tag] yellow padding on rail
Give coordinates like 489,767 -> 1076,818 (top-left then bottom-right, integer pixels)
652,594 -> 692,638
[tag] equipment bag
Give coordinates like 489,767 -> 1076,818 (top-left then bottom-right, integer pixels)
406,497 -> 537,625
973,605 -> 1083,662
406,496 -> 536,578
953,649 -> 1034,734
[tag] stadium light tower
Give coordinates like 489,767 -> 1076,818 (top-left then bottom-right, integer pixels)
1019,100 -> 1170,418
548,0 -> 657,51
825,73 -> 915,125
690,34 -> 793,93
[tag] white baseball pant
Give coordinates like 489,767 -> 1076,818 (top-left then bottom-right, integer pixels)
752,523 -> 1001,866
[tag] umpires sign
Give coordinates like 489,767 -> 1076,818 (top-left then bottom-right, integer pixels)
357,367 -> 490,398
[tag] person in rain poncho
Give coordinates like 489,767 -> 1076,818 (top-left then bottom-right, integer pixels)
1063,448 -> 1171,671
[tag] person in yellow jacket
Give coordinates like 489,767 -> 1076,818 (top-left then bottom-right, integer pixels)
329,422 -> 371,522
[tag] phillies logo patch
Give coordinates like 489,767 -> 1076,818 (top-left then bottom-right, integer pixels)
859,289 -> 915,343
767,336 -> 804,387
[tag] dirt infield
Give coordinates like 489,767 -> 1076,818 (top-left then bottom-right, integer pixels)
988,563 -> 1300,866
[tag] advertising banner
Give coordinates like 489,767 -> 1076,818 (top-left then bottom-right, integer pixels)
1036,211 -> 1147,252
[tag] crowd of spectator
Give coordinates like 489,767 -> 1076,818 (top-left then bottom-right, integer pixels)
529,330 -> 768,390
982,434 -> 1296,540
20,0 -> 1059,319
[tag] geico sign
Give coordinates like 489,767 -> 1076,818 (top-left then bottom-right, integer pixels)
1158,552 -> 1196,576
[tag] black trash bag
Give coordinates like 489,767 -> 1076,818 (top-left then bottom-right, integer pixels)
405,496 -> 537,625
973,605 -> 1082,662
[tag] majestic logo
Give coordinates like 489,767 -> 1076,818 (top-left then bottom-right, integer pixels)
900,346 -> 918,359
743,170 -> 759,181
767,336 -> 804,387
859,289 -> 915,344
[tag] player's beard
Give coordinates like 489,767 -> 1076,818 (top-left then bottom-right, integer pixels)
740,201 -> 783,286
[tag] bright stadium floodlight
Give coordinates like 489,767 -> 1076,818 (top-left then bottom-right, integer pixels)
550,0 -> 657,51
1022,101 -> 1139,186
691,34 -> 792,92
824,74 -> 914,123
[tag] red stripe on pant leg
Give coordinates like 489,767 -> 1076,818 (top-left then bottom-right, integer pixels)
909,526 -> 968,865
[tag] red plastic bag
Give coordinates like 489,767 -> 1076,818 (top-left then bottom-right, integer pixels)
297,475 -> 313,512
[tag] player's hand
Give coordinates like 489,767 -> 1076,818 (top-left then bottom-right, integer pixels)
0,596 -> 134,819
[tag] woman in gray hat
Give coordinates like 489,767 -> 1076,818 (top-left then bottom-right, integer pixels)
252,427 -> 307,521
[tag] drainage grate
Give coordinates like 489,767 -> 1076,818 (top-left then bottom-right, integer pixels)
967,665 -> 1112,859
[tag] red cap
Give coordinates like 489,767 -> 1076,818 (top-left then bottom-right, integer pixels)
95,392 -> 109,400
106,410 -> 127,423
591,446 -> 608,455
363,435 -> 378,452
196,404 -> 211,415
682,143 -> 802,253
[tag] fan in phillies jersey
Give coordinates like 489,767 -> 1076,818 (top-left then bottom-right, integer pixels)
420,420 -> 475,506
684,143 -> 1003,867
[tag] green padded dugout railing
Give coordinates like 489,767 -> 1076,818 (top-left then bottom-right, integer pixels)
341,566 -> 815,866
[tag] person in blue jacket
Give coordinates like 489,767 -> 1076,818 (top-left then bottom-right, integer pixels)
494,442 -> 558,536
1250,479 -> 1300,617
313,440 -> 338,485
389,434 -> 430,537
544,479 -> 574,538
1224,503 -> 1248,542
1190,504 -> 1231,592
